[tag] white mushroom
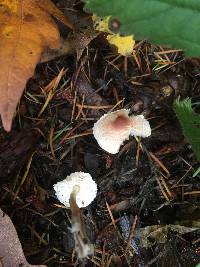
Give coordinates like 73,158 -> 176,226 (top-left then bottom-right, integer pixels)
53,172 -> 97,208
53,172 -> 97,259
93,109 -> 151,154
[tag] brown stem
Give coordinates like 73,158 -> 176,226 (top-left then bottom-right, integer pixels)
69,186 -> 93,259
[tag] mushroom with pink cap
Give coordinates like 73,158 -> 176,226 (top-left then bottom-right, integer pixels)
93,109 -> 151,154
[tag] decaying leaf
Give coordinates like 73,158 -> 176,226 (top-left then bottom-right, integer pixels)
137,224 -> 198,248
40,38 -> 72,63
73,29 -> 99,60
0,0 -> 69,132
40,28 -> 99,63
0,208 -> 46,267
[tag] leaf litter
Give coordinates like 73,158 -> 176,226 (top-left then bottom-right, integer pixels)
0,0 -> 72,132
0,0 -> 200,267
0,208 -> 46,267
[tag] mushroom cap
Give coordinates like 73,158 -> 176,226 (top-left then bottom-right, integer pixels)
130,115 -> 151,137
93,109 -> 132,154
53,172 -> 97,208
93,109 -> 151,154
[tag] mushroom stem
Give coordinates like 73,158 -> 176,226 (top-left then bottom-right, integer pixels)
69,185 -> 94,258
53,172 -> 97,259
69,185 -> 84,234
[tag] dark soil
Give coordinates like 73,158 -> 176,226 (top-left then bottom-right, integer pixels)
0,1 -> 200,267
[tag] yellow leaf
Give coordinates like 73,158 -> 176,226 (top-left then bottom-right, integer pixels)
92,14 -> 112,34
106,34 -> 135,56
0,0 -> 67,131
1,0 -> 18,12
92,14 -> 135,57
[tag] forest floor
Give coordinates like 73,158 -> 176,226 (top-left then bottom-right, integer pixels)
0,1 -> 200,267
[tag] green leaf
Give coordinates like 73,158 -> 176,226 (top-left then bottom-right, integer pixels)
193,166 -> 200,177
84,0 -> 200,56
173,98 -> 200,162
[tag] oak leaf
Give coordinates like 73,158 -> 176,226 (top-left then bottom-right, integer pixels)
0,0 -> 69,131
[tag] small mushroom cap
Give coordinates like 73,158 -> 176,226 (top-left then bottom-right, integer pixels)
93,109 -> 151,154
53,172 -> 97,208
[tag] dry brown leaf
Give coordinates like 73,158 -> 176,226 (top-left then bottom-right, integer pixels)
0,0 -> 68,132
73,29 -> 99,61
36,0 -> 73,29
40,29 -> 99,63
40,38 -> 73,63
0,208 -> 46,267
